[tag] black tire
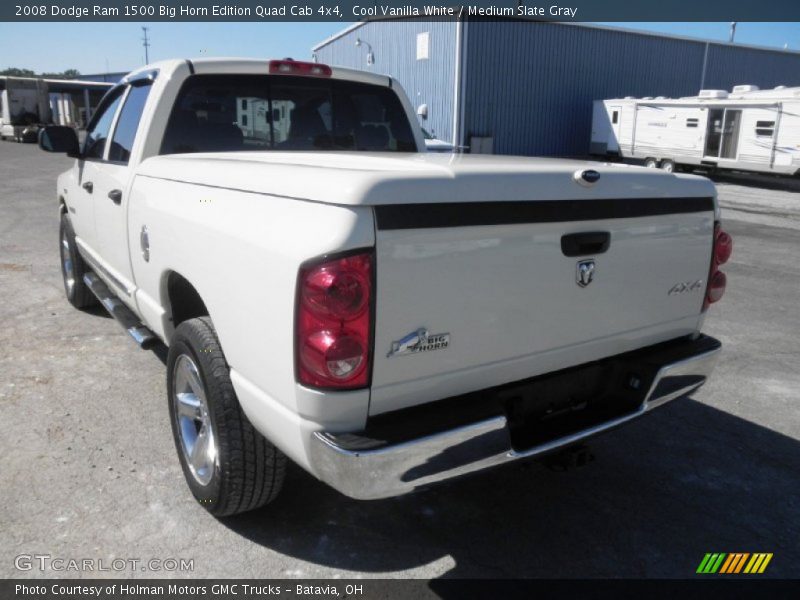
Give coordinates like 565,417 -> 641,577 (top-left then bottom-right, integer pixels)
167,317 -> 286,516
59,212 -> 97,309
660,159 -> 675,173
644,157 -> 659,169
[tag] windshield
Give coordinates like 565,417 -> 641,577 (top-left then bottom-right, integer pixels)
160,74 -> 417,154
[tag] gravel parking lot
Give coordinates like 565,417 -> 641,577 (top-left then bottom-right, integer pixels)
1,141 -> 798,580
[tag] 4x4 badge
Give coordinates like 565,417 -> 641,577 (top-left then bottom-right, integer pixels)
387,328 -> 450,358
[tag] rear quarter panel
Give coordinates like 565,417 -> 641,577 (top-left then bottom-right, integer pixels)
127,173 -> 375,431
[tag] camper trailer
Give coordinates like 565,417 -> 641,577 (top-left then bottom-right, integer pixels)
0,76 -> 114,142
236,98 -> 295,143
0,77 -> 51,142
591,85 -> 800,176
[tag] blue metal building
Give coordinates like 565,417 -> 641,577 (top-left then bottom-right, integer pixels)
313,19 -> 800,156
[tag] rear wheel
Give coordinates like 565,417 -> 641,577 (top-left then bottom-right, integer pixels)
660,159 -> 675,173
59,212 -> 97,309
167,317 -> 286,516
644,157 -> 659,169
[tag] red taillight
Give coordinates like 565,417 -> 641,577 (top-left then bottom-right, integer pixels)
714,229 -> 733,265
295,251 -> 373,389
704,222 -> 732,310
269,60 -> 332,78
303,267 -> 369,319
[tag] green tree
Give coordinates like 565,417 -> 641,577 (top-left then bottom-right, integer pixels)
0,67 -> 37,77
1,68 -> 82,79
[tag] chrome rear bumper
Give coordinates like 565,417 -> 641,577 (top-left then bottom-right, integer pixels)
309,336 -> 721,500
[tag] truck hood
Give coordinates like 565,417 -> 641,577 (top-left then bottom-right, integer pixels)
136,152 -> 716,206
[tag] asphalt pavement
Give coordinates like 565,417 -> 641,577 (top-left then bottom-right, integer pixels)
1,141 -> 798,580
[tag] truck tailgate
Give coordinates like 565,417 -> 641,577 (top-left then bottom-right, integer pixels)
370,197 -> 714,415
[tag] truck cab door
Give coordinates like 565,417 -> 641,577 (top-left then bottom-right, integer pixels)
91,82 -> 153,302
70,86 -> 126,263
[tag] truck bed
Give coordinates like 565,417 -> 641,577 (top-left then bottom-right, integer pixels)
137,152 -> 717,415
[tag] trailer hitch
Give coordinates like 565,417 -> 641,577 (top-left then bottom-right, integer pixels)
541,444 -> 595,472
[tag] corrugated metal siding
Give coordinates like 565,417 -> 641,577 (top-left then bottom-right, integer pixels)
703,44 -> 800,90
314,20 -> 457,144
317,20 -> 800,157
463,21 -> 707,156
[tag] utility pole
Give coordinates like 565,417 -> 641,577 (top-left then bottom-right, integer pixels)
142,26 -> 151,64
729,22 -> 737,43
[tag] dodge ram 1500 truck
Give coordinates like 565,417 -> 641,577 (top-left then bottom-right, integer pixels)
39,58 -> 732,516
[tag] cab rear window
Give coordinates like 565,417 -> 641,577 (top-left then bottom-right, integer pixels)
160,74 -> 416,154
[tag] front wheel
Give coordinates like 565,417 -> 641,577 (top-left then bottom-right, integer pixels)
167,317 -> 286,516
59,212 -> 97,309
644,157 -> 659,169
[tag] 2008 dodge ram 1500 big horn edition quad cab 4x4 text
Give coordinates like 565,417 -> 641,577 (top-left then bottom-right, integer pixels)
39,58 -> 732,516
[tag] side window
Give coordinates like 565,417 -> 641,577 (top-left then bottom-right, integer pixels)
755,120 -> 775,137
611,111 -> 619,124
108,84 -> 152,163
84,90 -> 124,160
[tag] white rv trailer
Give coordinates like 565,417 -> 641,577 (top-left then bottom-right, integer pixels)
236,98 -> 292,143
0,77 -> 51,141
0,76 -> 113,142
591,85 -> 800,176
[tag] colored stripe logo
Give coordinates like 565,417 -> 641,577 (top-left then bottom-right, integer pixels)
697,553 -> 773,574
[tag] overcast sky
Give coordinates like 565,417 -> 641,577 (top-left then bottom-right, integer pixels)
1,21 -> 799,75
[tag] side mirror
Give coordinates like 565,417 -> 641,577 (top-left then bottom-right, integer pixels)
38,126 -> 80,157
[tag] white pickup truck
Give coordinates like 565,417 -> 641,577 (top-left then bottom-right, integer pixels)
39,58 -> 731,516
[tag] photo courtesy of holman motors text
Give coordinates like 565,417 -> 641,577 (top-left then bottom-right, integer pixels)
14,583 -> 366,596
1,0 -> 799,595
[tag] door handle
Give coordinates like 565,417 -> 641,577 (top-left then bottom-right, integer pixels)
108,189 -> 122,205
82,181 -> 93,193
561,231 -> 611,257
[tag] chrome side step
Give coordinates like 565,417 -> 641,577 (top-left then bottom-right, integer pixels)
83,272 -> 158,350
